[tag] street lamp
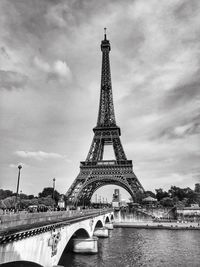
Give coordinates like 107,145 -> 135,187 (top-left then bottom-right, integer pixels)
19,190 -> 22,210
52,178 -> 56,200
15,165 -> 22,210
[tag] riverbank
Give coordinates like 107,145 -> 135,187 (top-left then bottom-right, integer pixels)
114,221 -> 200,230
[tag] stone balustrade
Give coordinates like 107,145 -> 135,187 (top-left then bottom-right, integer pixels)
0,209 -> 113,230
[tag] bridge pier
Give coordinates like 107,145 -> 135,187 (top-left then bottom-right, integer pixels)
72,237 -> 98,254
93,227 -> 109,238
105,222 -> 114,230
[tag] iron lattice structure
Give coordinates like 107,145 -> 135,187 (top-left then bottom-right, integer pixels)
66,31 -> 144,205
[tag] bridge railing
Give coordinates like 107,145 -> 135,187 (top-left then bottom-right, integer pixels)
0,208 -> 113,231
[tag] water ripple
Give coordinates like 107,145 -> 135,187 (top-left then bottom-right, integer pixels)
61,228 -> 200,267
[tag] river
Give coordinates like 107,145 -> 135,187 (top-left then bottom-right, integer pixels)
60,227 -> 200,267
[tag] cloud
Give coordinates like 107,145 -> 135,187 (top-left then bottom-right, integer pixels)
45,2 -> 69,28
14,150 -> 69,161
174,123 -> 200,137
34,57 -> 71,81
152,108 -> 200,140
0,47 -> 9,59
9,162 -> 29,168
0,70 -> 28,90
162,80 -> 200,110
34,57 -> 50,72
53,60 -> 71,78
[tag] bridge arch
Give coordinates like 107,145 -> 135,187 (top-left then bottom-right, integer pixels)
58,227 -> 90,265
94,220 -> 104,229
0,261 -> 43,267
72,228 -> 90,238
105,216 -> 110,223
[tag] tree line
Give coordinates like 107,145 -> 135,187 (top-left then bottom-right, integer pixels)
0,185 -> 200,210
134,185 -> 200,207
0,187 -> 62,210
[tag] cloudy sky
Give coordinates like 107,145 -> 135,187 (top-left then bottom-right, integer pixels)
0,0 -> 200,200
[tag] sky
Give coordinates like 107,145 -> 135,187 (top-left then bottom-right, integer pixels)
0,0 -> 200,201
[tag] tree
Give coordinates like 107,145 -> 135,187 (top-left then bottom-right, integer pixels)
145,191 -> 156,198
132,191 -> 146,204
28,195 -> 35,199
0,189 -> 14,200
160,197 -> 174,207
20,198 -> 38,209
38,187 -> 53,198
20,193 -> 29,200
168,186 -> 197,204
38,187 -> 60,203
0,196 -> 16,209
0,199 -> 6,209
169,186 -> 185,200
155,188 -> 169,201
38,196 -> 55,207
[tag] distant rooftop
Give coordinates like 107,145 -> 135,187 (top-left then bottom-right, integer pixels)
142,196 -> 157,202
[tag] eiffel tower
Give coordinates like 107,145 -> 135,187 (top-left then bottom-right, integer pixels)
66,29 -> 144,206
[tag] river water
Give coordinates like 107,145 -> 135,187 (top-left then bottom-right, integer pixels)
61,227 -> 200,267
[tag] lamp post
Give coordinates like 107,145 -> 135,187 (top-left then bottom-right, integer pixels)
19,190 -> 22,210
52,178 -> 56,200
99,196 -> 101,209
15,165 -> 22,210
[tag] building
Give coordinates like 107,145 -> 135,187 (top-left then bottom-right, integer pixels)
112,189 -> 120,210
195,183 -> 200,193
176,204 -> 200,222
142,196 -> 157,206
58,195 -> 65,210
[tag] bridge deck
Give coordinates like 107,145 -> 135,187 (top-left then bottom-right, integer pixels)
0,209 -> 112,244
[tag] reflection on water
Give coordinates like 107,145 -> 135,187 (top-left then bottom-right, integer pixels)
59,211 -> 200,267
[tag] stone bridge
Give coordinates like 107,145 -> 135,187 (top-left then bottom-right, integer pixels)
0,209 -> 114,267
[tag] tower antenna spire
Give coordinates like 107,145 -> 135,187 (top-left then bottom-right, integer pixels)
104,27 -> 107,40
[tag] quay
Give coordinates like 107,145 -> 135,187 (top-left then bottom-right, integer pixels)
114,221 -> 200,230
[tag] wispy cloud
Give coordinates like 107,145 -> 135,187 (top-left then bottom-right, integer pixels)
157,121 -> 200,140
34,57 -> 51,72
45,2 -> 70,28
9,162 -> 29,168
53,60 -> 71,78
0,70 -> 28,90
34,57 -> 72,80
14,151 -> 69,161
